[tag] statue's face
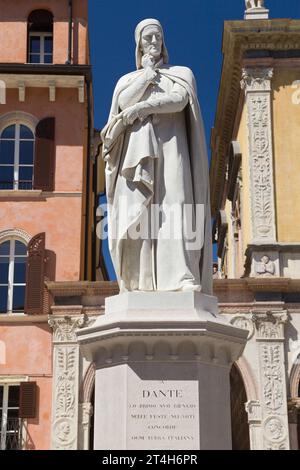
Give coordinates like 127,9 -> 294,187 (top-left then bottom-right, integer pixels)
140,25 -> 162,59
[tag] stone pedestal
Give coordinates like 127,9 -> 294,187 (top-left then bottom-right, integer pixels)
77,292 -> 247,450
244,8 -> 269,20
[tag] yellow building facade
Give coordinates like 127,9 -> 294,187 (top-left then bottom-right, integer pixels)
211,18 -> 300,281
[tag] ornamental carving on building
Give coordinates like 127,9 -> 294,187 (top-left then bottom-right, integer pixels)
49,315 -> 85,342
241,67 -> 276,242
52,346 -> 78,450
263,416 -> 286,444
230,315 -> 255,339
261,344 -> 283,412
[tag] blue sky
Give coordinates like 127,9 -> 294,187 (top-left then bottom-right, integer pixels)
88,0 -> 300,279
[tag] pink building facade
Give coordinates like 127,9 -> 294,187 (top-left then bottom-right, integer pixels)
0,0 -> 96,450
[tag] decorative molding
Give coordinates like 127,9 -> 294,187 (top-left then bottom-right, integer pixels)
252,311 -> 288,341
263,416 -> 286,449
49,315 -> 87,450
78,79 -> 85,103
241,67 -> 276,243
52,345 -> 78,450
241,67 -> 273,92
49,81 -> 56,102
254,311 -> 290,449
0,111 -> 38,134
46,280 -> 119,298
230,315 -> 255,339
255,255 -> 276,277
245,400 -> 263,450
18,81 -> 25,102
245,400 -> 262,423
78,402 -> 93,450
48,314 -> 85,343
0,228 -> 32,245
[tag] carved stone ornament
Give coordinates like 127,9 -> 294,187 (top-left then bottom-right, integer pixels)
49,315 -> 86,343
252,311 -> 288,340
254,311 -> 290,449
263,416 -> 286,443
230,315 -> 255,339
241,68 -> 276,243
49,316 -> 87,450
255,255 -> 275,277
261,344 -> 283,412
245,400 -> 262,423
241,68 -> 273,93
52,345 -> 78,450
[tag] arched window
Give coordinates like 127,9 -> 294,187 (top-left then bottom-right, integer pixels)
28,10 -> 53,64
0,124 -> 35,190
0,239 -> 27,314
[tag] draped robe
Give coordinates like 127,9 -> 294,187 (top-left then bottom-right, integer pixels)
101,64 -> 212,294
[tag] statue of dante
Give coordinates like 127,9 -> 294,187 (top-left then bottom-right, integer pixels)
101,19 -> 212,294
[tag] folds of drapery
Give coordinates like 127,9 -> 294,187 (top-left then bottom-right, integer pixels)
101,65 -> 213,295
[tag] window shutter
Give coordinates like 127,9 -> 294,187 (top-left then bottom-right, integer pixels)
25,233 -> 45,315
34,117 -> 56,191
19,382 -> 37,419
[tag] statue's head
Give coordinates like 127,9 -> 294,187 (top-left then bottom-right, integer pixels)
135,19 -> 169,69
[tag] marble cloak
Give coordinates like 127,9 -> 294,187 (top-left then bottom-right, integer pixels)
101,65 -> 213,295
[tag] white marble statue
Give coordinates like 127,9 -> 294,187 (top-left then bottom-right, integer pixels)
101,19 -> 212,294
245,0 -> 264,9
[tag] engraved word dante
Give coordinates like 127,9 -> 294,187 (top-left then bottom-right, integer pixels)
142,389 -> 183,399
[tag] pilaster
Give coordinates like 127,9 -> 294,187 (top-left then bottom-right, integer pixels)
241,68 -> 276,245
48,312 -> 86,450
253,311 -> 290,449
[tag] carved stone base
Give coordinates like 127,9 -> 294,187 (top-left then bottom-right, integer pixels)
244,8 -> 269,20
77,292 -> 247,450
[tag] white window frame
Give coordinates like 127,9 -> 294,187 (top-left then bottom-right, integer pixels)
0,383 -> 20,450
0,123 -> 35,190
0,238 -> 27,315
29,32 -> 53,64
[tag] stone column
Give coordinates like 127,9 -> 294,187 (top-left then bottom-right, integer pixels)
77,292 -> 247,450
48,312 -> 85,450
245,400 -> 263,450
78,402 -> 93,450
253,311 -> 290,450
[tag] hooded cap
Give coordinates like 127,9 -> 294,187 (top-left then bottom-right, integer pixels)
135,18 -> 169,69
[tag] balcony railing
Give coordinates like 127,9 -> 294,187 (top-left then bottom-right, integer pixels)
0,181 -> 33,190
2,418 -> 23,450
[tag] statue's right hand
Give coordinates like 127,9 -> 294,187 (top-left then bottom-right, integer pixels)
142,54 -> 156,70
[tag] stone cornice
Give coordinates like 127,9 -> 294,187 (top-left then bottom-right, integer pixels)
46,281 -> 119,298
210,18 -> 300,216
214,278 -> 300,293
